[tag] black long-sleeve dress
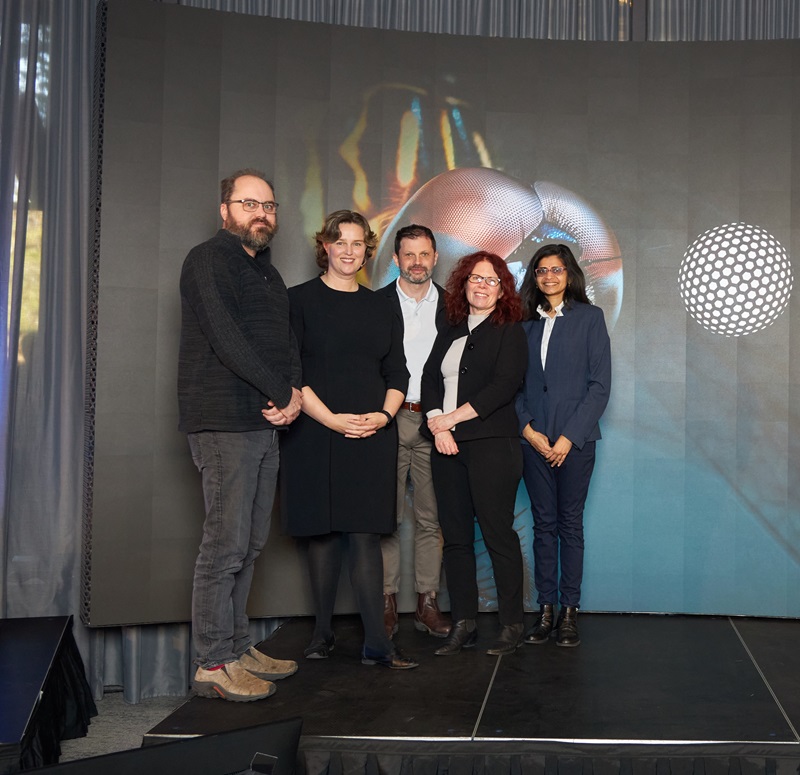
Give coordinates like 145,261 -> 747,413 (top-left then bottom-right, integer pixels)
280,277 -> 409,537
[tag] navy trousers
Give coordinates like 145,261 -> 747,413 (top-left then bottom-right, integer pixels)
521,440 -> 595,608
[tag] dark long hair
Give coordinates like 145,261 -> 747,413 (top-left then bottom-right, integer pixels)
444,251 -> 522,326
519,244 -> 591,320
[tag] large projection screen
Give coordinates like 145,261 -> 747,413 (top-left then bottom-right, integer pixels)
84,0 -> 800,626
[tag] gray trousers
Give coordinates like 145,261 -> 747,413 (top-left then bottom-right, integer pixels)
381,408 -> 443,595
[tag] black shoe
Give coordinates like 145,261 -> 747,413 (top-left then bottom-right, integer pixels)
434,619 -> 477,656
524,604 -> 555,645
361,645 -> 419,669
486,623 -> 524,655
304,633 -> 335,659
556,606 -> 580,647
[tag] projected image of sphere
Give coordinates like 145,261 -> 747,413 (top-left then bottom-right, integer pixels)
678,223 -> 793,337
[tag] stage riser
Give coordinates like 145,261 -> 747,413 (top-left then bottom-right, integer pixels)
0,617 -> 95,774
140,613 -> 800,775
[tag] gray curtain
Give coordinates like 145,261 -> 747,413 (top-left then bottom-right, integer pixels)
648,0 -> 800,40
1,1 -> 91,622
2,0 -> 800,707
166,0 -> 632,40
164,0 -> 800,40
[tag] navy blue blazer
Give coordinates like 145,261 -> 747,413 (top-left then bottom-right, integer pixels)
515,302 -> 611,450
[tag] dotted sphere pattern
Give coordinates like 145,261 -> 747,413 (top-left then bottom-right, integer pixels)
678,223 -> 793,337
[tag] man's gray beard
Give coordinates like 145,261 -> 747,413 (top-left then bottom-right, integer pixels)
400,267 -> 432,284
227,219 -> 278,252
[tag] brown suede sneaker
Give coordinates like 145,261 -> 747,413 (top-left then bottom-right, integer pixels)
193,661 -> 276,702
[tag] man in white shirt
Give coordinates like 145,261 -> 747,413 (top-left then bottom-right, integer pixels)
377,225 -> 451,639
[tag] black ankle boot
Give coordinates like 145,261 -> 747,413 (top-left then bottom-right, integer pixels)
524,604 -> 555,645
556,606 -> 580,647
486,622 -> 524,655
434,619 -> 477,656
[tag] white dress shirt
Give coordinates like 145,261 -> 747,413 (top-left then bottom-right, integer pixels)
396,281 -> 439,402
538,302 -> 564,369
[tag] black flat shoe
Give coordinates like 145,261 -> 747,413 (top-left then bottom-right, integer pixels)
486,622 -> 524,655
361,646 -> 419,669
434,619 -> 477,656
304,633 -> 335,659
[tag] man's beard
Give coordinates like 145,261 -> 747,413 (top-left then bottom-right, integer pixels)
226,218 -> 278,252
400,265 -> 432,284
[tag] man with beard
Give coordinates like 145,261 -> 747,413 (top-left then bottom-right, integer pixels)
378,224 -> 451,639
178,169 -> 302,701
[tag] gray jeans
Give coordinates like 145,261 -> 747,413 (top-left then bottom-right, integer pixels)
188,429 -> 279,668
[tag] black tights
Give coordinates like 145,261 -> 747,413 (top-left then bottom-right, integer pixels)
307,532 -> 393,654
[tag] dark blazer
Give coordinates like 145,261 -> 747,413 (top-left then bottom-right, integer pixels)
376,279 -> 448,336
515,301 -> 611,450
421,316 -> 528,442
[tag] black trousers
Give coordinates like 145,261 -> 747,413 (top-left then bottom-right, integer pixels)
431,436 -> 524,625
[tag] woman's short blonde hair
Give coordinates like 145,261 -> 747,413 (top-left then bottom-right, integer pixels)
314,210 -> 378,270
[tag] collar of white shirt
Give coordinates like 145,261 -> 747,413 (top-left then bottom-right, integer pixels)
537,301 -> 565,319
396,280 -> 438,305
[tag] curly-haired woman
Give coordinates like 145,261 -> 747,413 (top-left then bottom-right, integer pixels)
421,251 -> 528,657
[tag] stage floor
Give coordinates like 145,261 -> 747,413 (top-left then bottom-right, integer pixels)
146,612 -> 800,750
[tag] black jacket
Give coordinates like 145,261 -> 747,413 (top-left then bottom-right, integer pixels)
421,315 -> 527,442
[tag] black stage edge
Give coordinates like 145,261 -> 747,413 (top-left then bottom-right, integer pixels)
0,616 -> 96,774
146,613 -> 800,774
29,717 -> 302,775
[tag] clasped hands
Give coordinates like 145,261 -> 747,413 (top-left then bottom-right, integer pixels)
523,425 -> 572,468
332,411 -> 389,439
428,412 -> 459,456
261,387 -> 303,426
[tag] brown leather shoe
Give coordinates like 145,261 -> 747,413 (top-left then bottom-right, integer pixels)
414,592 -> 451,638
384,593 -> 398,639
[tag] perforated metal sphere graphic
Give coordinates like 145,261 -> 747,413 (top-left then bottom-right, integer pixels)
678,223 -> 793,337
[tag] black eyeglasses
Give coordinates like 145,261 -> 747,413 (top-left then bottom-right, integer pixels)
534,266 -> 566,276
227,199 -> 279,214
467,274 -> 501,287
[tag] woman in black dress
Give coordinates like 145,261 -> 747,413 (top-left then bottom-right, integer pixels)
279,210 -> 417,669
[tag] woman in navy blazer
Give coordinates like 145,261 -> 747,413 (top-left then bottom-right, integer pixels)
516,244 -> 611,648
421,251 -> 528,657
